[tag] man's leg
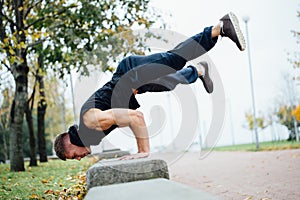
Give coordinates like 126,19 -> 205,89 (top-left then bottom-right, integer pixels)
137,66 -> 198,94
112,25 -> 219,90
137,61 -> 213,94
113,11 -> 245,90
112,13 -> 245,106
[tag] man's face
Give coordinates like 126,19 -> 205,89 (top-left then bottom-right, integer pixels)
64,134 -> 91,160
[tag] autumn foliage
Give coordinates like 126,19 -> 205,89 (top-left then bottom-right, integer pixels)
292,104 -> 300,121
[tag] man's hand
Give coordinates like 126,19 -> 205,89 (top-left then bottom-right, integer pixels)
119,152 -> 149,160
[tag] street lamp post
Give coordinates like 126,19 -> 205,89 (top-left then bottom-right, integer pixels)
243,16 -> 260,149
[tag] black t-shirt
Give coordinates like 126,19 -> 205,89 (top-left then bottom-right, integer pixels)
78,78 -> 140,147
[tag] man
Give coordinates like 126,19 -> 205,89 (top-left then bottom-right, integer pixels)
54,12 -> 245,161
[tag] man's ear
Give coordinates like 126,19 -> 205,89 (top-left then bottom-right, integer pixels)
64,133 -> 69,142
63,134 -> 72,149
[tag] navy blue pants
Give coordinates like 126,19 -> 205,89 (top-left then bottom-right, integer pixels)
110,26 -> 218,108
112,26 -> 217,94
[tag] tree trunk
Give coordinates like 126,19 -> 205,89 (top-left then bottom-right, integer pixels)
25,103 -> 37,166
10,64 -> 28,171
9,0 -> 29,172
37,101 -> 47,162
37,55 -> 48,162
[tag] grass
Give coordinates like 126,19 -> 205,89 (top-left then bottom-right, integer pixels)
0,157 -> 96,200
211,140 -> 300,152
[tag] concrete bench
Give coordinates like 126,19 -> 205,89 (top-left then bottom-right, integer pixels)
86,158 -> 169,188
84,178 -> 219,200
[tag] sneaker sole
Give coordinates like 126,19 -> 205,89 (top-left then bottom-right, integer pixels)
228,12 -> 246,51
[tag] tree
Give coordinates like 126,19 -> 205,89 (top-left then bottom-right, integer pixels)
244,111 -> 268,131
0,0 -> 160,171
36,54 -> 47,162
292,104 -> 300,121
25,79 -> 38,166
276,105 -> 300,140
0,0 -> 30,171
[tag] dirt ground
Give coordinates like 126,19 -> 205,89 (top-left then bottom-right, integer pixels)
159,149 -> 300,200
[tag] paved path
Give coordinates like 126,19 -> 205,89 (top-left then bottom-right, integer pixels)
160,149 -> 300,200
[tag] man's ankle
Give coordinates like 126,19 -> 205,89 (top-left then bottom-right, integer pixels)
211,23 -> 221,38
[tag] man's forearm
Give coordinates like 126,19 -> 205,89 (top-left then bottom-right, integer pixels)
130,123 -> 150,153
137,139 -> 150,153
120,114 -> 150,160
118,109 -> 150,160
128,111 -> 150,153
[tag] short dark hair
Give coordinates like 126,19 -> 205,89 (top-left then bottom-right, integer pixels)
54,132 -> 68,161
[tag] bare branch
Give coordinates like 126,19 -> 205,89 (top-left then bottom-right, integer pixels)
1,60 -> 11,72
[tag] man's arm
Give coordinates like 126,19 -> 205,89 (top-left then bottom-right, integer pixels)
83,108 -> 150,159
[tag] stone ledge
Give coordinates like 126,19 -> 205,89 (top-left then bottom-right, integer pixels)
86,158 -> 169,188
94,150 -> 130,160
85,178 -> 219,200
103,148 -> 121,152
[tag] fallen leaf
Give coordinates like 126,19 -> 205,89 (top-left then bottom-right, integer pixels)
77,193 -> 84,200
55,190 -> 60,195
44,189 -> 54,194
41,179 -> 48,184
28,193 -> 40,199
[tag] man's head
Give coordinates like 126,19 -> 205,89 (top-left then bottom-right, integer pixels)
54,132 -> 91,161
